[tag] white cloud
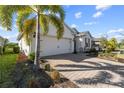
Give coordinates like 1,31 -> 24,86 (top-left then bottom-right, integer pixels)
114,35 -> 123,38
71,24 -> 78,28
92,11 -> 102,18
92,5 -> 112,18
96,5 -> 112,11
107,28 -> 124,34
84,22 -> 97,25
75,12 -> 82,19
108,34 -> 124,42
4,33 -> 18,40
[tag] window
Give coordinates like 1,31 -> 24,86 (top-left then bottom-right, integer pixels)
88,39 -> 90,47
85,38 -> 88,47
33,32 -> 36,38
85,38 -> 90,47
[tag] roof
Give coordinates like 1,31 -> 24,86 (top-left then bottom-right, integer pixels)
0,36 -> 4,39
71,28 -> 79,34
17,32 -> 24,41
64,23 -> 78,35
93,38 -> 101,42
76,31 -> 93,38
0,36 -> 4,41
17,23 -> 76,41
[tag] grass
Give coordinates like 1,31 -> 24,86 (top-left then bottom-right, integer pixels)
117,54 -> 124,59
0,53 -> 17,87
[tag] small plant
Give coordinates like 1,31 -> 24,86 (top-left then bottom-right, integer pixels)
50,70 -> 60,82
13,46 -> 20,53
28,77 -> 39,88
45,64 -> 51,71
28,52 -> 35,61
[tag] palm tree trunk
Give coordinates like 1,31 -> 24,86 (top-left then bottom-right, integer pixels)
34,11 -> 40,68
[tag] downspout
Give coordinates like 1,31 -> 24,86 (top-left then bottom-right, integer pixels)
73,34 -> 77,54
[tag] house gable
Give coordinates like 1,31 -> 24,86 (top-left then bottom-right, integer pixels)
41,23 -> 74,39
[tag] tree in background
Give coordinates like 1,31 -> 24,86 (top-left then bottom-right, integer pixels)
100,37 -> 108,50
100,37 -> 118,52
118,39 -> 124,49
3,38 -> 9,53
107,38 -> 117,52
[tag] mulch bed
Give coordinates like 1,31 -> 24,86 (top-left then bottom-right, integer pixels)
16,52 -> 28,63
51,74 -> 79,88
98,56 -> 117,62
98,56 -> 124,64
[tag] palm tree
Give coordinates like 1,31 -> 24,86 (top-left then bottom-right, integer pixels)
0,5 -> 65,67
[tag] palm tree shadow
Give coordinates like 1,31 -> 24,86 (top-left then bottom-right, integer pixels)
55,61 -> 124,87
75,71 -> 124,88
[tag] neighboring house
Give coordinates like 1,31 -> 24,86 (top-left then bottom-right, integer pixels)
92,38 -> 101,51
17,23 -> 94,57
0,36 -> 4,47
75,31 -> 93,52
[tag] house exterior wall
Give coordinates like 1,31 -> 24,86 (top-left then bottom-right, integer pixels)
19,23 -> 74,56
18,38 -> 30,55
76,33 -> 93,52
0,37 -> 4,47
41,24 -> 74,39
0,42 -> 4,46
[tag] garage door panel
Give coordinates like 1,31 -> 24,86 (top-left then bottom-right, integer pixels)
40,36 -> 72,56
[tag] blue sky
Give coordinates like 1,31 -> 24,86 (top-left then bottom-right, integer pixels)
0,5 -> 124,42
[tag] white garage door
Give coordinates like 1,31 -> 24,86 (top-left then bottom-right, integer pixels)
40,36 -> 73,57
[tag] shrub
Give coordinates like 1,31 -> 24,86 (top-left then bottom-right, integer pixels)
45,64 -> 51,71
90,48 -> 97,53
13,46 -> 20,53
0,46 -> 3,55
50,70 -> 60,82
28,52 -> 35,61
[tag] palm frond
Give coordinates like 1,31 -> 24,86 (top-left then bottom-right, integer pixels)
39,14 -> 49,35
48,6 -> 65,21
22,18 -> 36,45
0,5 -> 31,31
38,5 -> 65,21
47,14 -> 64,39
0,6 -> 13,30
16,11 -> 32,32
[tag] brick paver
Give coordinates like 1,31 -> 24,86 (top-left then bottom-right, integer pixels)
46,53 -> 124,88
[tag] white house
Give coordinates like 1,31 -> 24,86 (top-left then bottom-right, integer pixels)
18,23 -> 93,57
75,31 -> 93,52
0,36 -> 4,47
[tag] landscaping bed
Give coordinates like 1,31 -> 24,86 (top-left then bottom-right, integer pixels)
98,52 -> 124,63
0,54 -> 78,88
98,53 -> 117,62
116,54 -> 124,63
51,74 -> 79,88
41,61 -> 79,88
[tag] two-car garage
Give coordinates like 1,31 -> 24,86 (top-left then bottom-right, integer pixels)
40,36 -> 74,57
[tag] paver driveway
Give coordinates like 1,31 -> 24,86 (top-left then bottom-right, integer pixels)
45,53 -> 124,88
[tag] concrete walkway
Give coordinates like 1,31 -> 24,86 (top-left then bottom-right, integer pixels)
46,53 -> 124,88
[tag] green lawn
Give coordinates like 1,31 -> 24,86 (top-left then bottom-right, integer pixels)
0,54 -> 17,87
